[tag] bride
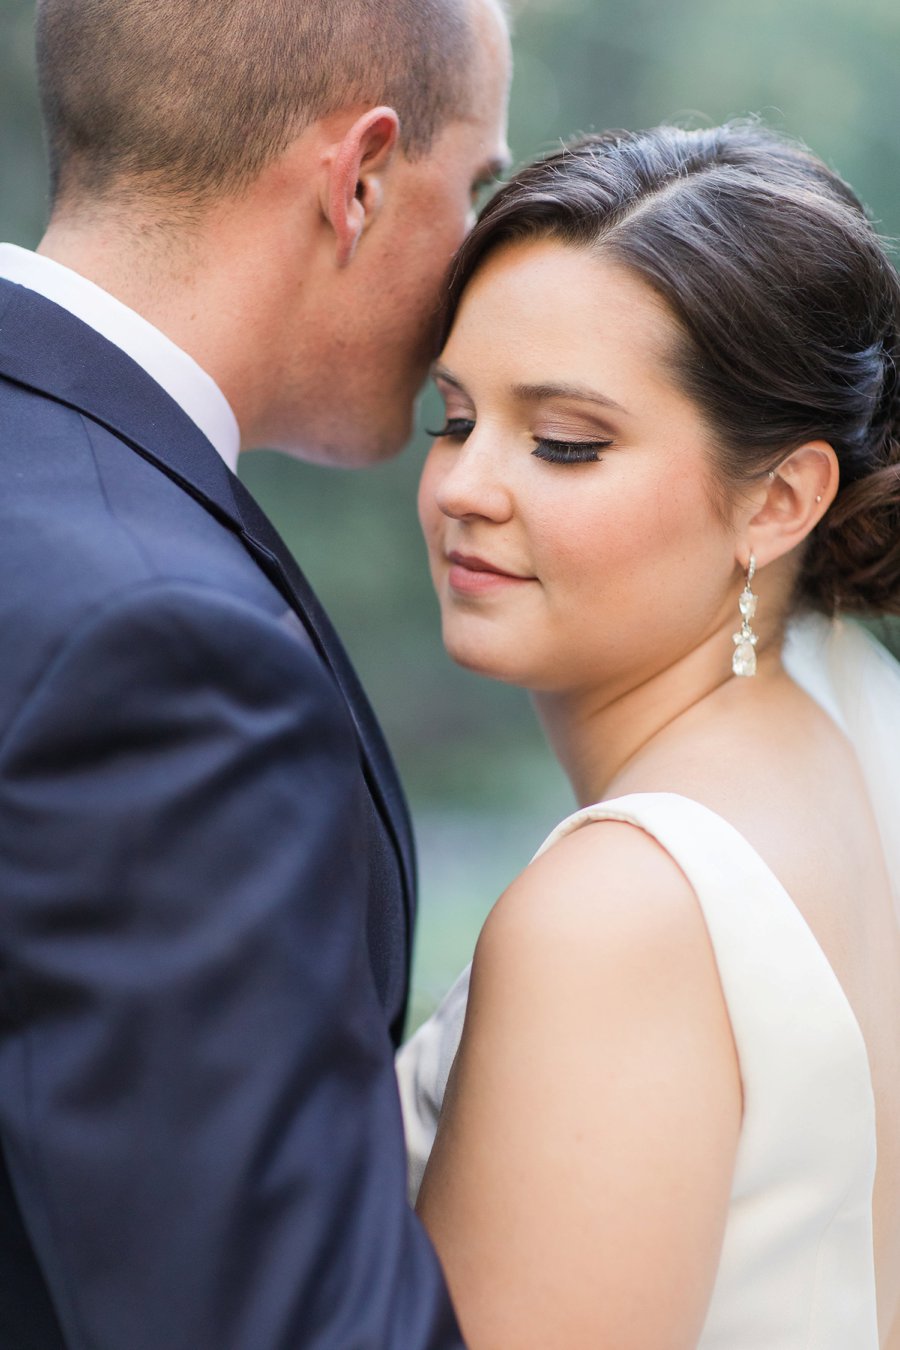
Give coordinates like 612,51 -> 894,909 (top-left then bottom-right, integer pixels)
397,123 -> 900,1348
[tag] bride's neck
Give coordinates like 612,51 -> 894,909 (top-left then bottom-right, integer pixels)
533,628 -> 784,808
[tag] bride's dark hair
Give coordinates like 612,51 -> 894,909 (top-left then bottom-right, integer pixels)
444,123 -> 900,617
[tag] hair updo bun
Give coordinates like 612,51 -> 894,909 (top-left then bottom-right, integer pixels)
444,122 -> 900,618
805,334 -> 900,615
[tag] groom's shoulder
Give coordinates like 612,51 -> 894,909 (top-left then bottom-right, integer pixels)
0,374 -> 272,605
0,379 -> 299,726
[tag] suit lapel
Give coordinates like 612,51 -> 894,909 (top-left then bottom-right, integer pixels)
228,475 -> 417,908
0,279 -> 416,921
0,280 -> 245,526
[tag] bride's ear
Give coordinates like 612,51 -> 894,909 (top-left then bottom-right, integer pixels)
744,441 -> 840,569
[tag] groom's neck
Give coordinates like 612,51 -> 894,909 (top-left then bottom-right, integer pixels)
37,167 -> 321,449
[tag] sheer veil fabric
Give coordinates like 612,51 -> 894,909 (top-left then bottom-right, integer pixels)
783,613 -> 900,918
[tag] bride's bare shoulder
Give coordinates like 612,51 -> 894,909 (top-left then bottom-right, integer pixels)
471,817 -> 711,1007
422,817 -> 743,1349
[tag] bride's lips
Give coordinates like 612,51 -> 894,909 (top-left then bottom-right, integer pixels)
446,551 -> 535,596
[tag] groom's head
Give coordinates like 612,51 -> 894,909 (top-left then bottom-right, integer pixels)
34,0 -> 512,463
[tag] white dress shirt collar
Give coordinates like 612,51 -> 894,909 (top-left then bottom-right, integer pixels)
0,243 -> 241,474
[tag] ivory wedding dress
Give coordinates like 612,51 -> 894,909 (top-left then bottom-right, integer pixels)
397,616 -> 900,1348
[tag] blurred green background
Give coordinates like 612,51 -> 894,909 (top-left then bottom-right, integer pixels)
2,0 -> 898,1030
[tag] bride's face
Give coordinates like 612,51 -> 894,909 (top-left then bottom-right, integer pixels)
418,239 -> 742,695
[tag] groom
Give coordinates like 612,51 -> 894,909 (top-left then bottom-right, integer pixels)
0,0 -> 510,1346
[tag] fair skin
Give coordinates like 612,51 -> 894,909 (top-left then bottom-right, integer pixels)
417,238 -> 900,1349
37,0 -> 511,465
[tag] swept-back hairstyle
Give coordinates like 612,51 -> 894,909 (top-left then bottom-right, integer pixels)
36,0 -> 477,206
445,124 -> 900,617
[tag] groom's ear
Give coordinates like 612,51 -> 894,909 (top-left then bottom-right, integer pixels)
744,440 -> 840,569
320,107 -> 401,267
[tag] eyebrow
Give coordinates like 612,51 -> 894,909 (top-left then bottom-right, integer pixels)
432,366 -> 629,418
432,364 -> 466,389
511,381 -> 630,415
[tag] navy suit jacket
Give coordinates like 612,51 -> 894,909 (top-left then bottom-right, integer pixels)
0,279 -> 463,1348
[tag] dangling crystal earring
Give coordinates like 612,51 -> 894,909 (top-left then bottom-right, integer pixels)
732,554 -> 759,678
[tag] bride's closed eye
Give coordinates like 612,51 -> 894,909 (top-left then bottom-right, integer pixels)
533,437 -> 612,464
427,419 -> 612,466
426,418 -> 476,439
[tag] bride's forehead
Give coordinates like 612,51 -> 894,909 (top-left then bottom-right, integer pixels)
447,242 -> 680,353
441,253 -> 689,413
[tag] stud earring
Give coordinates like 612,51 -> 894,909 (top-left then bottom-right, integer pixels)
732,554 -> 759,678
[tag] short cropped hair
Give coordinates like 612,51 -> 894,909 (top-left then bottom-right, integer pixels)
36,0 -> 478,207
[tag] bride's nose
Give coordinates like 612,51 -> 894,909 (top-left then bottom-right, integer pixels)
431,438 -> 514,523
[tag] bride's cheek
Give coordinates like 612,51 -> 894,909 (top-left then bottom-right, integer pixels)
417,466 -> 440,538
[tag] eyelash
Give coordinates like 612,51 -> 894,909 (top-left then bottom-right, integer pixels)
427,418 -> 476,439
533,439 -> 611,464
427,420 -> 611,465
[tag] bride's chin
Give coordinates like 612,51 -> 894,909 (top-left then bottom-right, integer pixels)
442,634 -> 528,685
